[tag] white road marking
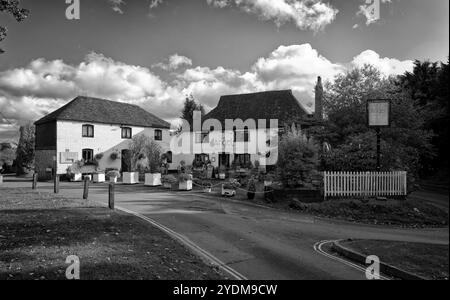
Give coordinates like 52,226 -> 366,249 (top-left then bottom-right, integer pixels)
115,205 -> 248,280
313,240 -> 390,280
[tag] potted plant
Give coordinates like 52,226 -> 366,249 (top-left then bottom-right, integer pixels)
66,161 -> 83,182
247,177 -> 257,200
125,135 -> 155,185
162,174 -> 177,189
144,140 -> 163,187
178,173 -> 193,191
203,182 -> 213,193
218,165 -> 227,180
107,170 -> 121,183
110,151 -> 120,161
264,173 -> 275,187
93,170 -> 106,183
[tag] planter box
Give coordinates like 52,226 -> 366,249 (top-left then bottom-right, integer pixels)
163,182 -> 172,189
145,173 -> 162,186
83,175 -> 92,181
0,175 -> 3,184
71,173 -> 82,182
110,176 -> 118,184
123,172 -> 139,185
93,173 -> 105,183
179,180 -> 193,191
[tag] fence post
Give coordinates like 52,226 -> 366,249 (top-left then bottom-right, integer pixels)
83,177 -> 90,200
54,175 -> 60,194
109,183 -> 115,210
32,173 -> 38,190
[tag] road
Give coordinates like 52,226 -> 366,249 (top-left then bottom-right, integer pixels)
2,179 -> 449,280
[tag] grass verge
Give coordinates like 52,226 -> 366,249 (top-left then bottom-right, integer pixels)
0,188 -> 225,280
340,239 -> 449,280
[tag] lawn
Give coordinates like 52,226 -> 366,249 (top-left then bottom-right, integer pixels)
0,188 -> 225,280
202,182 -> 449,227
340,239 -> 449,280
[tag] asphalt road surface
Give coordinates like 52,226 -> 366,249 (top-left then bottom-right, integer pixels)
2,180 -> 449,280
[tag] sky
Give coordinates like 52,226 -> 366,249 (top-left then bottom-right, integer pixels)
0,0 -> 449,142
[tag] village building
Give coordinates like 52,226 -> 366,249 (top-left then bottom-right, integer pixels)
172,77 -> 324,169
34,96 -> 172,179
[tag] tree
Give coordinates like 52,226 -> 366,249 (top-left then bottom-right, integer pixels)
0,0 -> 29,53
128,135 -> 162,173
277,127 -> 319,188
400,59 -> 449,178
180,95 -> 205,129
322,65 -> 434,179
0,142 -> 15,172
15,123 -> 35,175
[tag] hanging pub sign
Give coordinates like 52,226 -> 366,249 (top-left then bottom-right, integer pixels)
367,99 -> 391,128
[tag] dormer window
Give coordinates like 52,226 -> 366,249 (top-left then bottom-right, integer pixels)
82,125 -> 94,138
122,127 -> 132,139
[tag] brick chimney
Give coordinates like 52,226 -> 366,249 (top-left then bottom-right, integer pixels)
315,76 -> 323,121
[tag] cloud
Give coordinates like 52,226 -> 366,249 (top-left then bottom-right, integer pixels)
153,54 -> 193,71
0,45 -> 413,141
351,50 -> 414,76
207,0 -> 339,32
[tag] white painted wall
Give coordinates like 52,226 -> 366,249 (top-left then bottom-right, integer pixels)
56,121 -> 171,174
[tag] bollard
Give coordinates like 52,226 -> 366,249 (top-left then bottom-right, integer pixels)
83,177 -> 90,200
109,183 -> 115,210
32,173 -> 38,190
54,175 -> 60,194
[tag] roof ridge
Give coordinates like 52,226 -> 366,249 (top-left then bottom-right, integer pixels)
220,89 -> 292,98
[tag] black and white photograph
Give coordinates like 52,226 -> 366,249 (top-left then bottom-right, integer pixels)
0,0 -> 448,286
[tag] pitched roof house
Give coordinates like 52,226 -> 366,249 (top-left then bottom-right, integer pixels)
173,86 -> 322,170
35,96 -> 170,128
204,89 -> 313,128
34,96 -> 171,179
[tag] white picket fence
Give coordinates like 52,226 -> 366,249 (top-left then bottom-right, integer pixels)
324,171 -> 407,199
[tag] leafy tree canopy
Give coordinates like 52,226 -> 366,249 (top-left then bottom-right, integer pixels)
0,0 -> 29,53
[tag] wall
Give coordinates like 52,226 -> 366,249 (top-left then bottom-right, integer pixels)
168,128 -> 279,169
35,122 -> 57,150
56,121 -> 171,174
35,149 -> 56,180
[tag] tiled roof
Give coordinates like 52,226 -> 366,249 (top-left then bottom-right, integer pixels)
35,96 -> 170,129
204,90 -> 311,127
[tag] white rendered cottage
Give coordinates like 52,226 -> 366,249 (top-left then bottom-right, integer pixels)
34,96 -> 172,180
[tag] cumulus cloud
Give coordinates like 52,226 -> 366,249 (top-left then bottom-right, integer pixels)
153,54 -> 193,71
207,0 -> 339,32
0,45 -> 413,141
351,50 -> 414,76
106,0 -> 338,31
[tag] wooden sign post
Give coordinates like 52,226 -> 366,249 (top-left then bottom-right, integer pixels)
367,99 -> 391,171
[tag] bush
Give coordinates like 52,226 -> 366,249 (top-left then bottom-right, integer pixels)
110,152 -> 120,161
107,170 -> 121,179
277,130 -> 319,188
95,153 -> 104,161
162,174 -> 178,185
